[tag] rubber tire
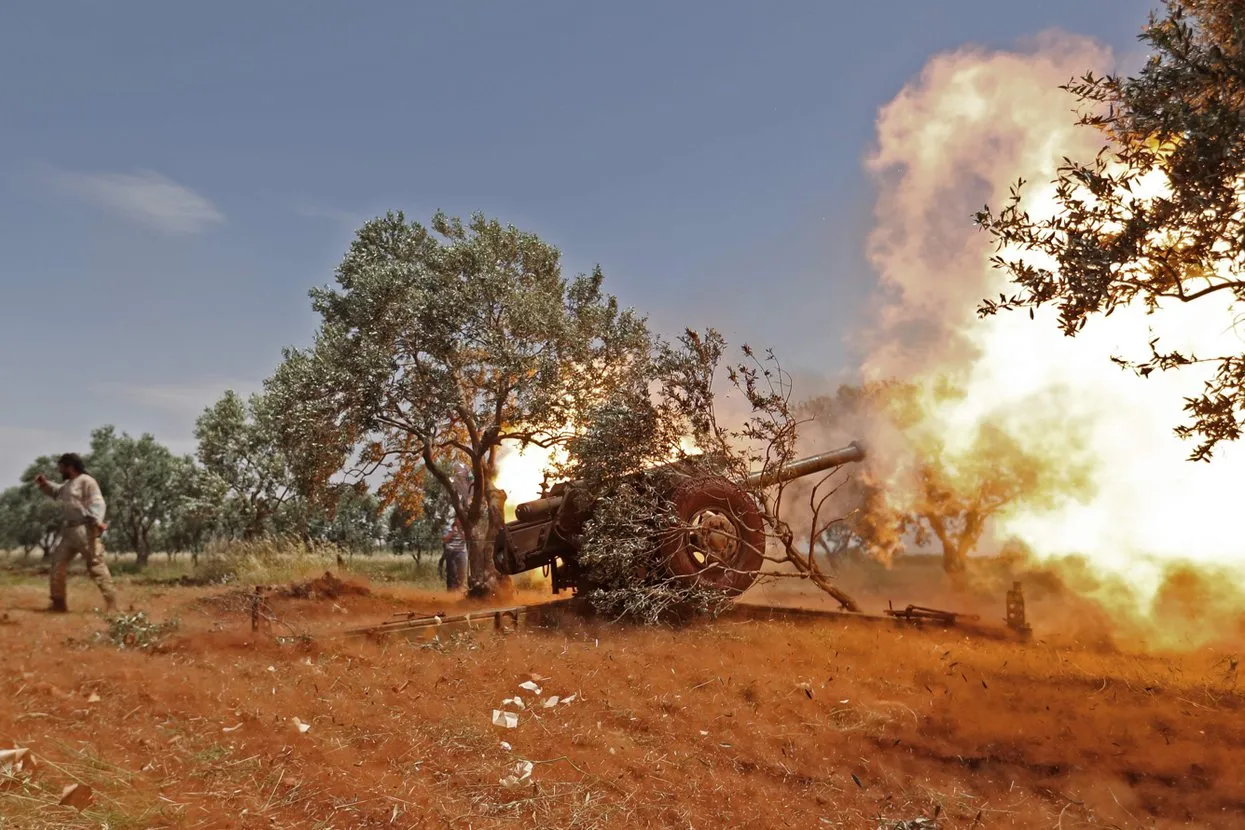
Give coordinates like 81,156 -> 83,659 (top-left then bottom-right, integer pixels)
659,477 -> 765,595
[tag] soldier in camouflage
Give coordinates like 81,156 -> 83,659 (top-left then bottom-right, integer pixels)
34,452 -> 117,613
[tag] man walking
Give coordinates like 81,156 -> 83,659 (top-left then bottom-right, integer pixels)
34,453 -> 117,613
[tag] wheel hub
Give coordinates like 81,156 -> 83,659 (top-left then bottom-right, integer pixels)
688,508 -> 740,568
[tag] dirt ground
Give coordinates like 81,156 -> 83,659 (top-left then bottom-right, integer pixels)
1,566 -> 1242,829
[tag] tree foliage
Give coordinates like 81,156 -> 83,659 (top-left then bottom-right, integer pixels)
266,210 -> 651,596
318,483 -> 384,553
976,0 -> 1245,461
387,474 -> 452,562
88,426 -> 191,567
13,457 -> 65,558
194,390 -> 297,539
158,463 -> 227,555
0,462 -> 62,558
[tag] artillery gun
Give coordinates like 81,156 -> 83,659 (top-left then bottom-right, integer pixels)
493,441 -> 866,596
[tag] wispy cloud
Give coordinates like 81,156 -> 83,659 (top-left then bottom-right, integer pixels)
55,169 -> 224,234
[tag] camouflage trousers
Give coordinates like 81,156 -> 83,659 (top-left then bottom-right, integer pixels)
50,525 -> 117,607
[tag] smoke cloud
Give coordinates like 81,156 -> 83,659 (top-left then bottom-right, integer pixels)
848,30 -> 1245,646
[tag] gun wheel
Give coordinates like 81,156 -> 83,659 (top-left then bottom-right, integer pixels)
661,477 -> 764,595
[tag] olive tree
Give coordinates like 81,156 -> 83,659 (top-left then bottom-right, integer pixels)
160,463 -> 228,558
319,483 -> 385,553
0,483 -> 57,558
88,426 -> 188,568
3,458 -> 65,559
387,475 -> 453,564
266,211 -> 651,596
977,0 -> 1245,461
194,390 -> 297,539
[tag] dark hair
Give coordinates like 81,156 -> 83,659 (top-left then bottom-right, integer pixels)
57,453 -> 85,474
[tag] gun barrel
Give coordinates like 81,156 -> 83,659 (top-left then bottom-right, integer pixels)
507,441 -> 866,522
742,441 -> 865,489
515,495 -> 564,522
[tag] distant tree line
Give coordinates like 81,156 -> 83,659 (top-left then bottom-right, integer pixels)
0,394 -> 452,567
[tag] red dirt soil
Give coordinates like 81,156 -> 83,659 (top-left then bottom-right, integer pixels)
1,576 -> 1242,829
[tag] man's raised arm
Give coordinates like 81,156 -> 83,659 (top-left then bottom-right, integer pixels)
33,473 -> 60,498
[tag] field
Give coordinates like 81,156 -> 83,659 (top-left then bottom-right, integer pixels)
1,552 -> 1242,829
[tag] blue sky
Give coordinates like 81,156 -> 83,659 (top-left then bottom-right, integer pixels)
0,1 -> 1155,481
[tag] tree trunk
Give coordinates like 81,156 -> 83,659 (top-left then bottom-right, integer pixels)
943,542 -> 967,575
465,502 -> 512,599
132,526 -> 151,569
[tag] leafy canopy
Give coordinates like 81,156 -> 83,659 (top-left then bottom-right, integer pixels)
88,426 -> 192,561
194,390 -> 297,539
266,211 -> 652,592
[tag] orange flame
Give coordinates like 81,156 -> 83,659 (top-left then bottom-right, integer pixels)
493,433 -> 701,518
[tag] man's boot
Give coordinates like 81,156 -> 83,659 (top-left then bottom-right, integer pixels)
103,595 -> 117,613
48,597 -> 68,613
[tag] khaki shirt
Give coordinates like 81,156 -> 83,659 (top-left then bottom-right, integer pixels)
41,474 -> 107,527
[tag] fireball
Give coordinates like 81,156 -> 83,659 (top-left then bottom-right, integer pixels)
859,32 -> 1245,643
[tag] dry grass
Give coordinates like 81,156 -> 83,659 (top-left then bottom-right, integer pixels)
0,562 -> 1242,829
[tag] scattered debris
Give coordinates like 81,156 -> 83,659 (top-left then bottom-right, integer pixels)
500,741 -> 512,752
492,710 -> 519,728
281,571 -> 370,600
502,696 -> 525,710
884,602 -> 978,625
222,723 -> 243,733
97,611 -> 179,651
86,692 -> 101,704
543,696 -> 560,708
499,759 -> 533,787
292,717 -> 311,734
879,820 -> 940,830
518,680 -> 542,694
0,747 -> 36,783
58,783 -> 93,809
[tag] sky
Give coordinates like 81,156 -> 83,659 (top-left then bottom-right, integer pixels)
0,1 -> 1157,482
